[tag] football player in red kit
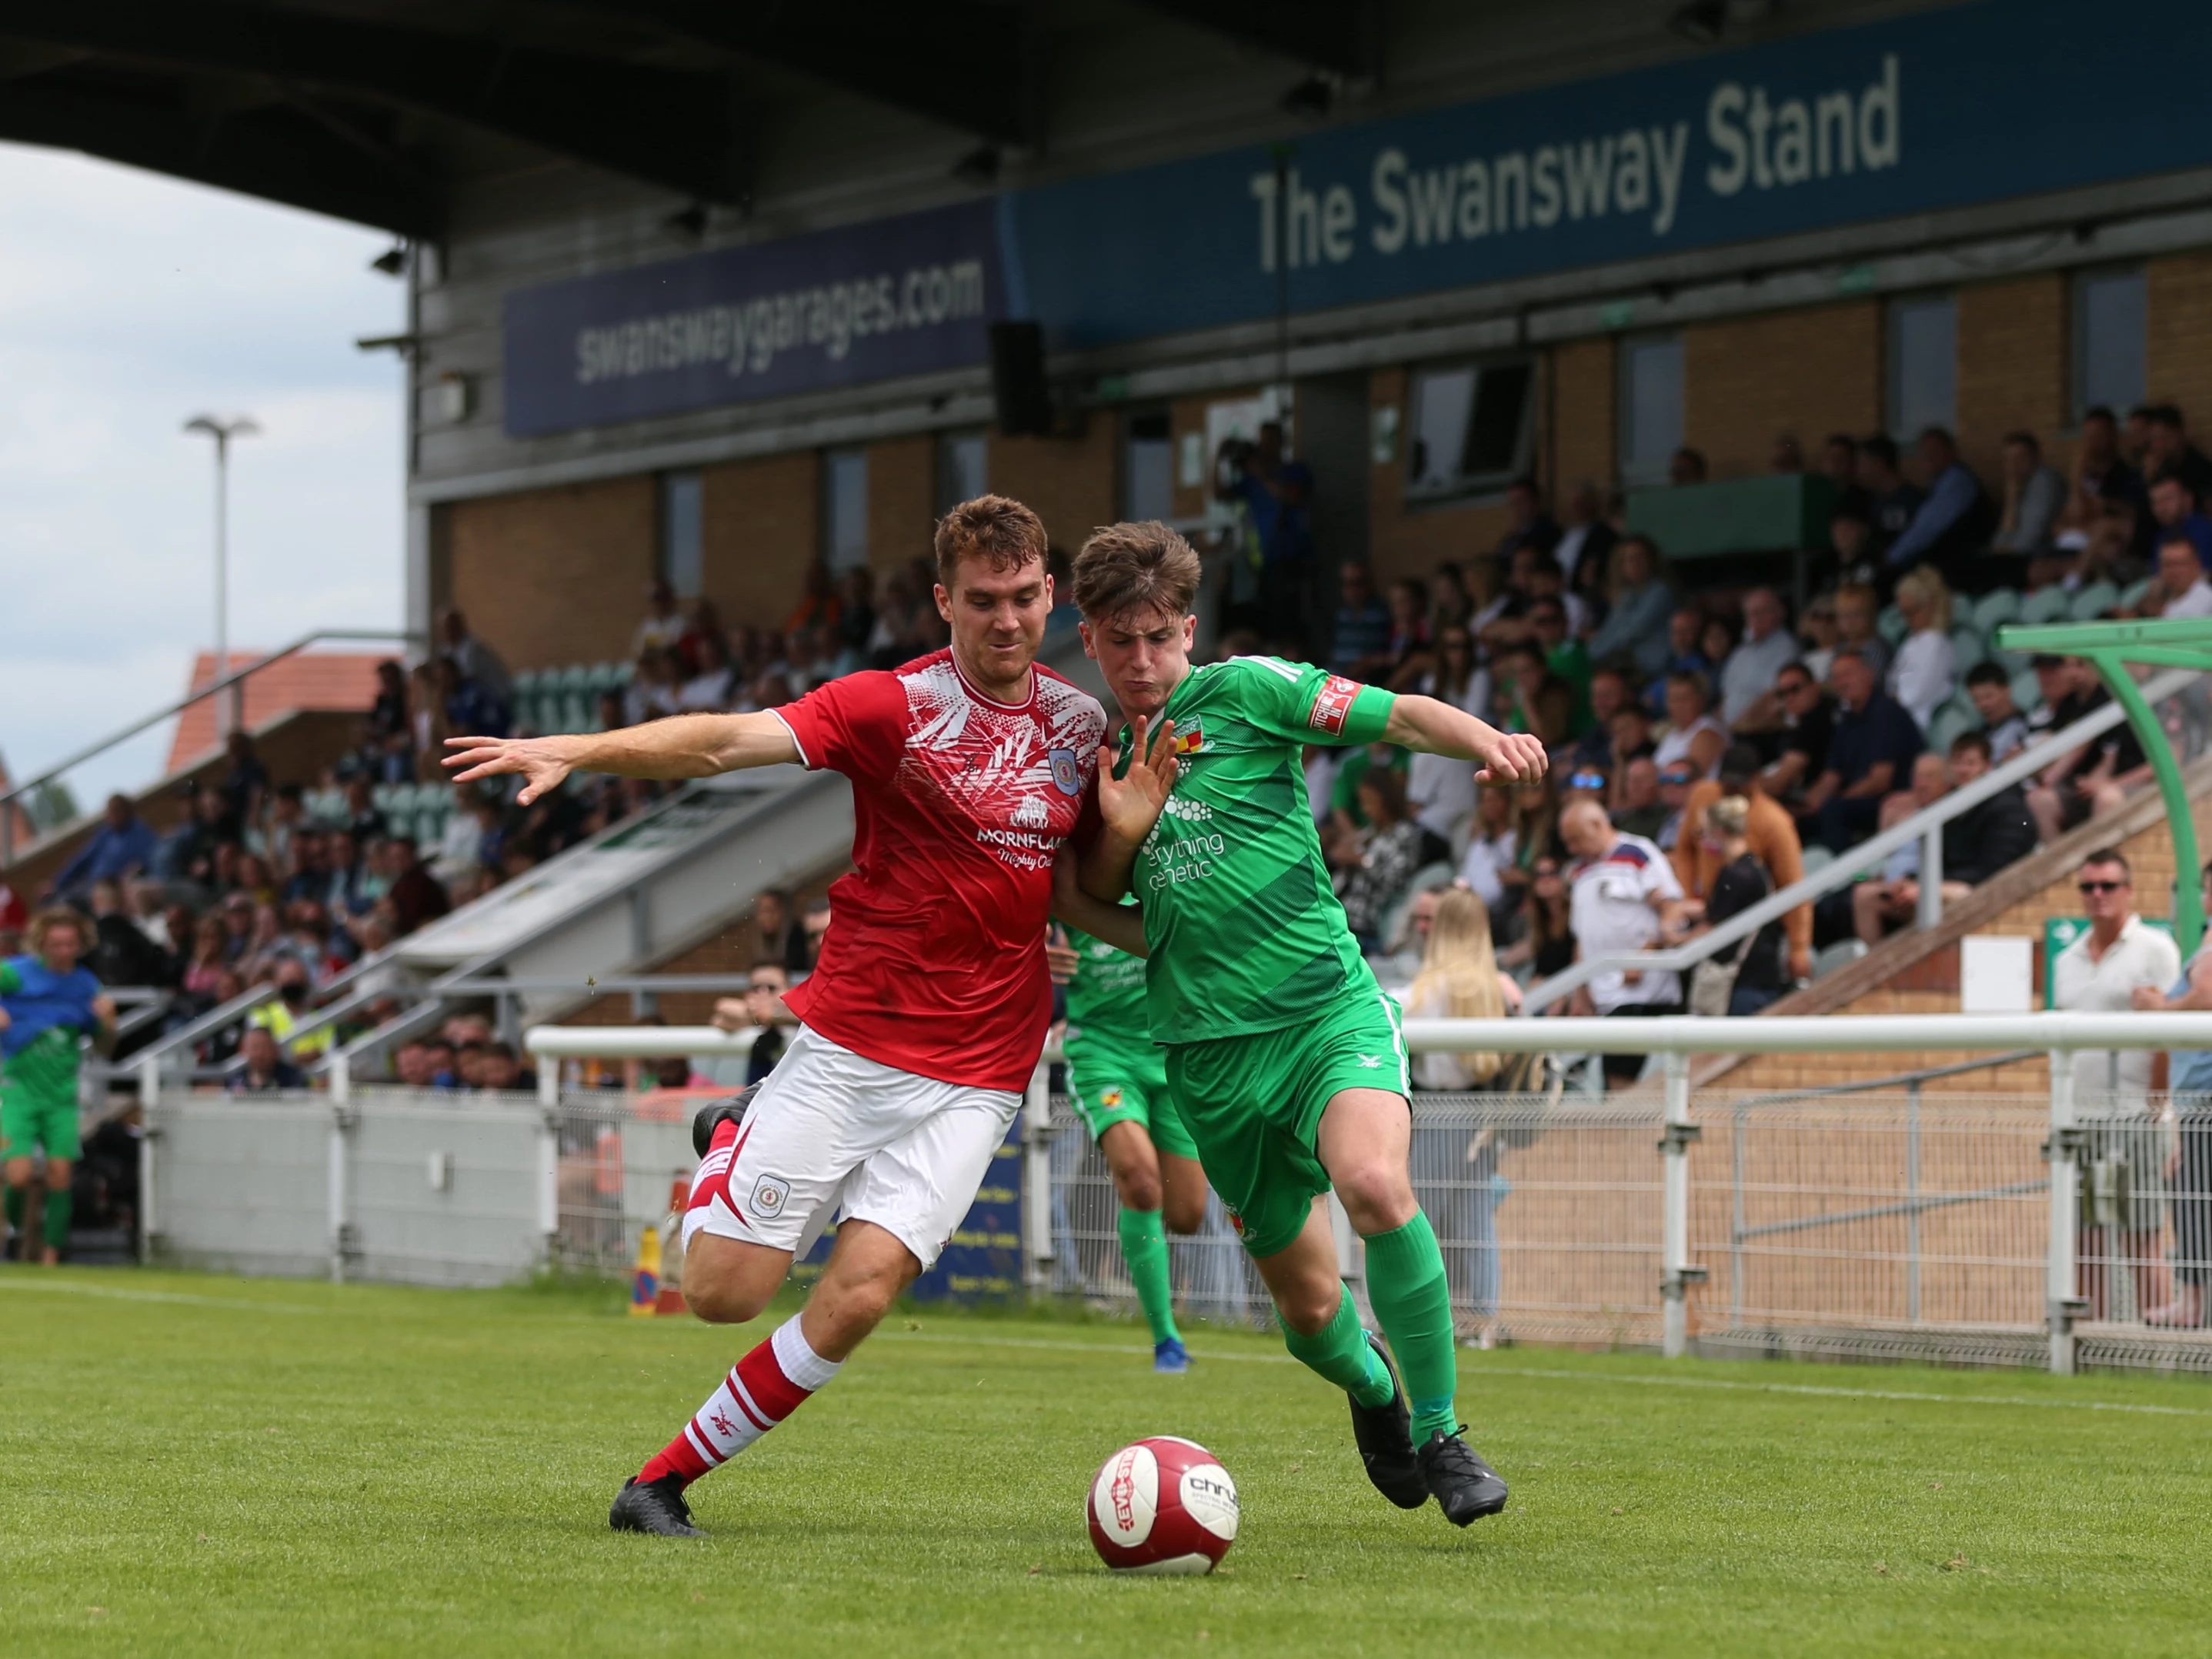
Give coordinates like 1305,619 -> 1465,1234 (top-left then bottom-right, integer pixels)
446,496 -> 1175,1536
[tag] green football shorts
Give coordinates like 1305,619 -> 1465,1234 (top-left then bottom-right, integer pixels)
1163,988 -> 1410,1259
1064,1027 -> 1199,1161
0,1082 -> 81,1163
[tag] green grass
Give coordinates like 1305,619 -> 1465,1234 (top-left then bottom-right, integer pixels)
6,1267 -> 2212,1657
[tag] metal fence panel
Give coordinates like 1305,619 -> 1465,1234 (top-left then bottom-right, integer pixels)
148,1097 -> 330,1278
346,1090 -> 547,1288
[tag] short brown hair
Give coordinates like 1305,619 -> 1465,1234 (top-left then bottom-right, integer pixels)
1071,521 -> 1201,626
25,906 -> 88,955
934,495 -> 1048,590
2081,848 -> 2132,882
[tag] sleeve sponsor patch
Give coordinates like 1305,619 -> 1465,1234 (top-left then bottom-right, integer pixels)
1306,676 -> 1362,736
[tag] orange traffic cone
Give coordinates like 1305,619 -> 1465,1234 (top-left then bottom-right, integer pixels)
629,1223 -> 662,1318
656,1173 -> 689,1315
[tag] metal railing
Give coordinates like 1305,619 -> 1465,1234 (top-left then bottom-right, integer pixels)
1519,666 -> 2206,1015
0,628 -> 421,866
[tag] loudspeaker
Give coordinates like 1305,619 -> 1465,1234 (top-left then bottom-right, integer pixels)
990,321 -> 1053,436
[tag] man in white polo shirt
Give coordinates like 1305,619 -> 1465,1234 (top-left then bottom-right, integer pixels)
2054,846 -> 2182,1320
1560,797 -> 1687,1087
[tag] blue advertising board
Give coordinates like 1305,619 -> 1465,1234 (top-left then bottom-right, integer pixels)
504,0 -> 2212,434
909,1113 -> 1026,1303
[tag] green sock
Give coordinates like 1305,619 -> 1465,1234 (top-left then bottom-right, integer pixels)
42,1188 -> 71,1253
1364,1212 -> 1460,1444
1280,1283 -> 1392,1408
3,1184 -> 22,1234
1117,1207 -> 1181,1346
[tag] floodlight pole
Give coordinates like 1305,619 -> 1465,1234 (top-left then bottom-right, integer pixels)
183,414 -> 259,739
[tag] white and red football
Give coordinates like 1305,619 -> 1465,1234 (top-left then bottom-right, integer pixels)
1085,1436 -> 1239,1574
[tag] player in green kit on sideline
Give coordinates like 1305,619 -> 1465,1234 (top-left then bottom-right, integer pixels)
1051,913 -> 1208,1372
0,909 -> 115,1265
1070,522 -> 1546,1527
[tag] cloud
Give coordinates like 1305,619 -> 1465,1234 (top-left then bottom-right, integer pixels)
0,142 -> 405,804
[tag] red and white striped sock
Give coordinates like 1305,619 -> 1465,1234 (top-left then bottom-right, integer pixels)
686,1115 -> 746,1225
635,1315 -> 842,1489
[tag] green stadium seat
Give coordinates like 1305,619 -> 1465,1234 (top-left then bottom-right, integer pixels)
1877,604 -> 1909,645
1927,700 -> 1976,755
2118,576 -> 2154,613
512,668 -> 542,729
1948,624 -> 1987,672
557,664 -> 592,733
1800,844 -> 1836,876
1970,589 -> 2021,633
2009,666 -> 2043,713
2019,585 -> 2070,626
2068,579 -> 2119,622
1813,939 -> 1868,980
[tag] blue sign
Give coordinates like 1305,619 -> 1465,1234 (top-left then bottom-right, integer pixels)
503,198 -> 1003,436
909,1114 -> 1026,1303
504,0 -> 2212,432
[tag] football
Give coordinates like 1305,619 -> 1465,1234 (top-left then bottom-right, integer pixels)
1085,1437 -> 1239,1574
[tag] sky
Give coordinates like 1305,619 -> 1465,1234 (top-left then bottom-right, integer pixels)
0,140 -> 405,809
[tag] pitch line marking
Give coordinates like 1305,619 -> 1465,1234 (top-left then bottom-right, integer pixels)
0,1277 -> 328,1314
876,1331 -> 2212,1416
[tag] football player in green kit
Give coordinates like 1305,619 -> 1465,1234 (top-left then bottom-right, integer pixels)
1071,521 -> 1546,1527
1053,913 -> 1207,1371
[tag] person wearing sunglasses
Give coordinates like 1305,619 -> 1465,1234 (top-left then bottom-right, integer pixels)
2053,848 -> 2182,1324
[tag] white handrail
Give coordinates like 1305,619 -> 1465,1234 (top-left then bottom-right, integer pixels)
1519,665 -> 2206,1015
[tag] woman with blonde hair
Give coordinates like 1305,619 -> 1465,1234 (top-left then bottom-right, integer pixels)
1889,564 -> 1957,734
1403,887 -> 1522,1345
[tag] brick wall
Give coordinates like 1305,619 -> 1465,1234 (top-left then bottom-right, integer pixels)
448,476 -> 655,669
866,435 -> 936,576
987,422 -> 1118,554
1682,300 -> 1883,479
2147,251 -> 2212,429
1956,273 -> 2069,482
700,450 -> 818,636
1549,335 -> 1616,500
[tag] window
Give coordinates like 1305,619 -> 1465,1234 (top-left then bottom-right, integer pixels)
823,446 -> 869,574
1887,293 -> 1957,439
1124,412 -> 1174,521
1405,358 -> 1535,500
1616,335 -> 1684,489
658,470 -> 702,598
2075,267 -> 2147,421
935,429 -> 988,516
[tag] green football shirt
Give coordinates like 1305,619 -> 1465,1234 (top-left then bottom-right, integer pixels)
1122,656 -> 1396,1044
1063,908 -> 1149,1040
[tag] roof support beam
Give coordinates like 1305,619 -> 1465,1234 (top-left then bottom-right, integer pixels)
0,0 -> 749,203
1123,0 -> 1378,78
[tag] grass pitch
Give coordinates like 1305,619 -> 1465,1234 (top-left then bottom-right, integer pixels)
5,1267 -> 2212,1657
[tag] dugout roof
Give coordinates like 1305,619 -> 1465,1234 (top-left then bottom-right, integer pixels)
0,1 -> 1382,238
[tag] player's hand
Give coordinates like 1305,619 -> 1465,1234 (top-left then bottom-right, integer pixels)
2132,984 -> 2170,1012
1473,729 -> 1548,786
445,733 -> 575,805
92,994 -> 116,1030
1044,924 -> 1079,986
1097,715 -> 1178,845
0,1006 -> 11,1034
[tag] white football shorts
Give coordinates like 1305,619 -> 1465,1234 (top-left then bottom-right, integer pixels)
682,1023 -> 1023,1271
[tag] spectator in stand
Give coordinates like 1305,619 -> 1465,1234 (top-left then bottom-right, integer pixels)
633,579 -> 686,657
227,1025 -> 306,1094
2145,404 -> 2212,503
439,608 -> 513,713
85,879 -> 165,987
366,659 -> 412,781
2023,653 -> 2073,739
45,793 -> 159,905
1611,756 -> 1670,841
178,913 -> 229,1003
2146,471 -> 2212,569
679,631 -> 740,712
1652,760 -> 1696,852
1673,744 -> 1811,983
1962,662 -> 2031,760
168,786 -> 239,890
1498,855 -> 1575,980
1770,432 -> 1804,473
1382,577 -> 1430,673
1825,501 -> 1878,590
1553,482 -> 1616,598
1682,795 -> 1789,1016
1041,549 -> 1080,638
393,1040 -> 439,1090
1822,433 -> 1873,524
1857,433 -> 1924,558
475,1041 -> 532,1093
2134,860 -> 2212,1327
1560,667 -> 1632,779
709,960 -> 799,1087
2026,656 -> 2153,840
1719,588 -> 1798,732
1797,592 -> 1841,684
675,598 -> 727,677
1559,797 -> 1687,1083
1456,785 -> 1519,913
1886,427 -> 1997,584
1494,476 -> 1562,562
799,896 -> 832,974
2055,848 -> 2182,1322
1637,607 -> 1710,716
219,731 -> 270,826
1606,697 -> 1657,790
1889,566 -> 1959,733
407,662 -> 450,776
1669,448 -> 1707,486
2133,532 -> 2212,619
324,830 -> 369,918
1849,735 -> 2027,942
626,646 -> 682,725
1330,562 -> 1393,678
382,837 -> 449,936
1653,671 -> 1727,781
1526,598 -> 1593,733
2077,406 -> 2148,523
1404,627 -> 1485,837
1216,419 -> 1315,646
1697,613 -> 1739,683
1337,769 -> 1427,950
749,890 -> 809,976
1992,430 -> 2068,555
1426,563 -> 1473,636
1493,642 -> 1574,748
1830,582 -> 1890,684
438,656 -> 509,740
1799,646 -> 1923,853
1586,536 -> 1676,678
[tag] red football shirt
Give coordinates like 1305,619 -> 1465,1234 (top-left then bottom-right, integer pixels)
772,649 -> 1105,1090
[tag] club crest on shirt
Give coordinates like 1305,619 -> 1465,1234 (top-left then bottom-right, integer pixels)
1307,676 -> 1360,736
1173,723 -> 1206,756
1049,746 -> 1082,796
1099,1088 -> 1123,1108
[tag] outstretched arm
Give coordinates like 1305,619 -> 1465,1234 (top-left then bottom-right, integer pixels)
1383,693 -> 1548,784
445,713 -> 800,806
1076,716 -> 1179,905
1051,859 -> 1148,957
